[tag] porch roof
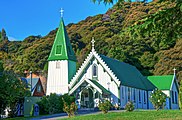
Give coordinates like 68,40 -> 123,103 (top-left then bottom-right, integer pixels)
90,80 -> 110,94
69,78 -> 110,95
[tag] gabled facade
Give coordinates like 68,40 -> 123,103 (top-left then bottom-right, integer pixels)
21,77 -> 45,97
148,75 -> 179,109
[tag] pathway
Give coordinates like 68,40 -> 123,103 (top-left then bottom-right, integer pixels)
31,110 -> 124,120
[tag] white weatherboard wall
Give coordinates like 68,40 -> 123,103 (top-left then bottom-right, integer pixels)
47,60 -> 69,95
75,58 -> 119,106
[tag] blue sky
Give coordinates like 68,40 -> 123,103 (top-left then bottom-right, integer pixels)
0,0 -> 113,41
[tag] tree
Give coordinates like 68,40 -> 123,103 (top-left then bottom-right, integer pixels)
1,28 -> 8,41
149,89 -> 167,110
0,61 -> 30,117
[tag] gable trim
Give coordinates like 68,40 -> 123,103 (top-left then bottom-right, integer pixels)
69,78 -> 102,95
170,75 -> 179,93
69,50 -> 120,89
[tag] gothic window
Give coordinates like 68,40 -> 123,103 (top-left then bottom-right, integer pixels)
122,87 -> 124,99
37,85 -> 41,92
92,64 -> 98,77
139,90 -> 141,102
128,87 -> 130,101
95,92 -> 99,98
56,62 -> 60,69
144,91 -> 146,104
133,89 -> 136,102
56,45 -> 62,55
175,91 -> 177,104
172,91 -> 174,103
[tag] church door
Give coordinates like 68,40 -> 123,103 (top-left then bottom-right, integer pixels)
81,88 -> 94,108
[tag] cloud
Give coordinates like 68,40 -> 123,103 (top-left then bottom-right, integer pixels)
8,36 -> 20,41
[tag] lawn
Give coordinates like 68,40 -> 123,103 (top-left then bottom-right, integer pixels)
61,110 -> 182,120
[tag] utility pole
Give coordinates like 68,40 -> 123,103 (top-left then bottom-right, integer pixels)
30,71 -> 32,96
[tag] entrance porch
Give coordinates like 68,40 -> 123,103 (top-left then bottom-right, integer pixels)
69,78 -> 110,109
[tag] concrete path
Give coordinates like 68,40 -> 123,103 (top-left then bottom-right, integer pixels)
31,110 -> 124,120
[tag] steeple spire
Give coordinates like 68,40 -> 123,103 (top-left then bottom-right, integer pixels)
48,11 -> 77,61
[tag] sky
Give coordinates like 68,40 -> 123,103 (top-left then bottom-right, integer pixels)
0,0 -> 113,41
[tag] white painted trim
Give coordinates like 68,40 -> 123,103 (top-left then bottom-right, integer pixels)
69,52 -> 93,88
170,75 -> 175,91
69,78 -> 102,95
69,50 -> 120,89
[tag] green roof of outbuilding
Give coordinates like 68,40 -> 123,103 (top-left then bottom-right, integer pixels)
100,55 -> 156,91
147,75 -> 174,90
48,18 -> 77,61
90,80 -> 110,94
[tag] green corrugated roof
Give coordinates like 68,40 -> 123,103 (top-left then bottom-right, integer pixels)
147,75 -> 174,90
100,55 -> 156,91
48,18 -> 76,61
90,80 -> 110,94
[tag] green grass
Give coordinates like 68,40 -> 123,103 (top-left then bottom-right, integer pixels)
61,110 -> 182,120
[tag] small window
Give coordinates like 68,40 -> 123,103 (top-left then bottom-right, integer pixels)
37,85 -> 41,92
139,90 -> 141,102
133,89 -> 136,102
144,91 -> 146,104
172,91 -> 174,103
95,92 -> 99,98
122,87 -> 124,99
92,64 -> 97,77
56,62 -> 60,69
128,87 -> 130,101
175,91 -> 177,104
56,45 -> 62,54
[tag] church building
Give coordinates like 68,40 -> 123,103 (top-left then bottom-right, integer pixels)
46,16 -> 179,110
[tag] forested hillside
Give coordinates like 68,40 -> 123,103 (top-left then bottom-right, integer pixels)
0,1 -> 181,80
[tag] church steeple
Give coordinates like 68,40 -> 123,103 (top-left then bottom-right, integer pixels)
48,17 -> 77,61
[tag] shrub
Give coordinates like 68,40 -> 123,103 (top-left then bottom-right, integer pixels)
63,99 -> 77,117
149,89 -> 167,111
98,100 -> 112,114
125,101 -> 134,112
37,94 -> 75,115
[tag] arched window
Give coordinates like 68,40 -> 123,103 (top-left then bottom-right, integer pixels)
133,89 -> 136,102
128,87 -> 131,101
144,91 -> 146,104
92,64 -> 98,77
139,90 -> 141,102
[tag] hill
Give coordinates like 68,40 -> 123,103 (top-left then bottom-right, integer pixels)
0,1 -> 181,80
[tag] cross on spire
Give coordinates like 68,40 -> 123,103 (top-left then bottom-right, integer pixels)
91,37 -> 95,51
60,8 -> 64,18
173,68 -> 176,75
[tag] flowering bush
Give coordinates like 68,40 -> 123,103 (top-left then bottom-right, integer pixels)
98,100 -> 112,114
125,101 -> 134,112
63,99 -> 77,117
149,88 -> 167,111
